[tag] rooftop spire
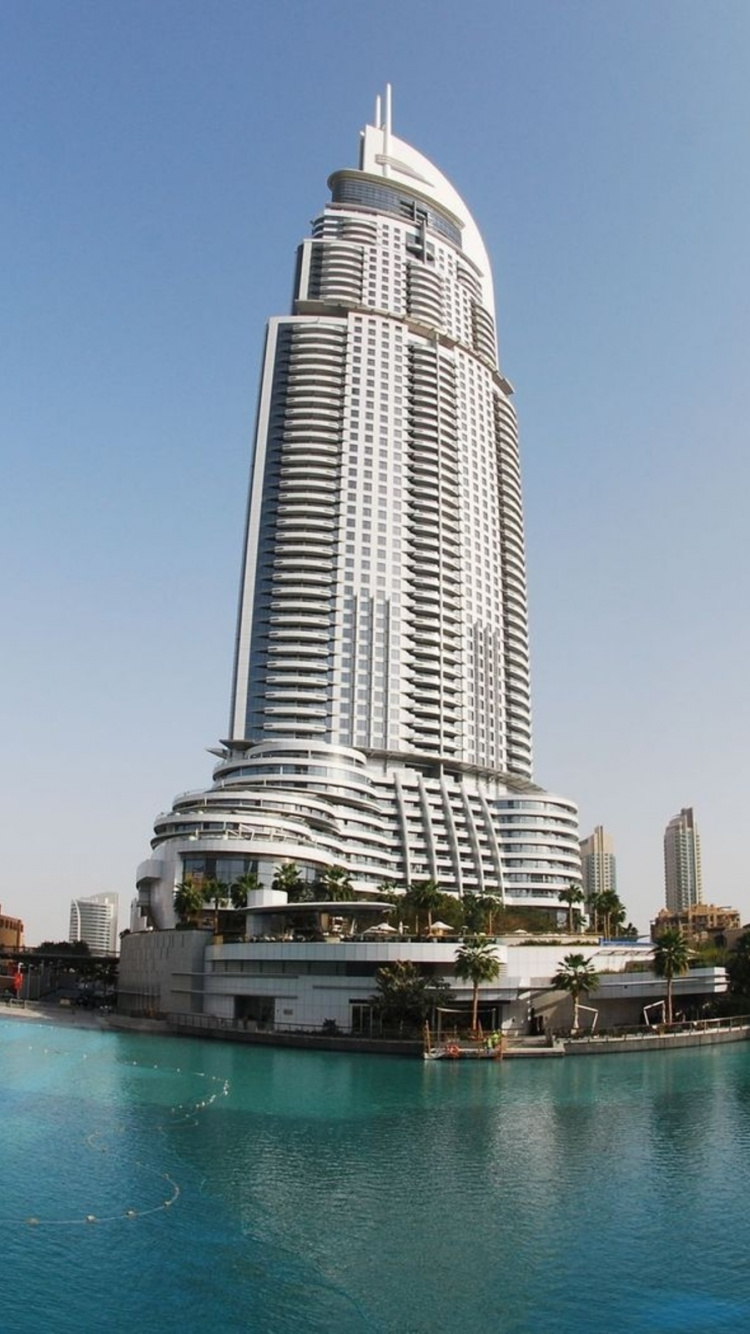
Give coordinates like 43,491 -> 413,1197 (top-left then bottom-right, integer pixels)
373,84 -> 393,132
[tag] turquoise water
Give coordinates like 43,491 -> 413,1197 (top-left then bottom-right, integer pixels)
3,1019 -> 750,1333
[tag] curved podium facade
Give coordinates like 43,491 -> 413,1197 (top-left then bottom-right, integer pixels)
137,98 -> 581,929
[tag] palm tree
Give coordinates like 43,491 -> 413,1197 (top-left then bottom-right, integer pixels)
408,879 -> 442,934
462,893 -> 488,936
552,953 -> 599,1033
230,871 -> 259,912
454,938 -> 501,1033
727,930 -> 750,999
597,890 -> 623,939
315,865 -> 354,901
272,861 -> 306,901
558,884 -> 584,933
652,929 -> 690,1024
377,879 -> 399,901
481,894 -> 501,936
371,962 -> 452,1036
587,891 -> 605,935
202,878 -> 229,934
174,877 -> 205,928
609,902 -> 627,938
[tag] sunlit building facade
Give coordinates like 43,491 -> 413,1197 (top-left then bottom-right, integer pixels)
652,903 -> 738,943
0,904 -> 24,951
69,892 -> 119,955
137,92 -> 580,929
664,807 -> 703,913
580,825 -> 618,902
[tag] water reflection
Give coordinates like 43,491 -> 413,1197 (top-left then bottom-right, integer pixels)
5,1021 -> 750,1332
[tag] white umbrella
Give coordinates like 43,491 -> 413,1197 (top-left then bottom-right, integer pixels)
364,922 -> 399,934
429,921 -> 454,933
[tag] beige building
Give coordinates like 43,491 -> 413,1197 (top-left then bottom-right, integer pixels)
651,903 -> 739,944
664,807 -> 703,912
0,904 -> 24,950
580,825 -> 617,901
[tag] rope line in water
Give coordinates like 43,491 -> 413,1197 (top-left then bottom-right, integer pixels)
22,1172 -> 180,1227
0,1040 -> 229,1228
6,1033 -> 382,1329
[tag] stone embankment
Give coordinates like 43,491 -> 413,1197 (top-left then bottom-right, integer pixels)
11,1002 -> 749,1061
561,1019 -> 750,1057
119,1013 -> 750,1058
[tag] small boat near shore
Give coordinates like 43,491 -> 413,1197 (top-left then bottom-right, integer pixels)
424,1043 -> 505,1061
423,1023 -> 506,1061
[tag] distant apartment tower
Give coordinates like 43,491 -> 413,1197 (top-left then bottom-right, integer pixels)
69,893 -> 119,955
664,808 -> 702,912
580,825 -> 617,902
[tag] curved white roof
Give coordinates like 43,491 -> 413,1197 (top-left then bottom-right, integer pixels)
359,89 -> 495,318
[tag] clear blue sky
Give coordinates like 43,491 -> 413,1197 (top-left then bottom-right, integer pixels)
3,0 -> 750,943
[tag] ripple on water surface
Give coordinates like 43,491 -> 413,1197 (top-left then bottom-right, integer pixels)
3,1020 -> 750,1333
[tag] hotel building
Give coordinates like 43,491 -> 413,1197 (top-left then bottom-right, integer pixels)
136,92 -> 581,931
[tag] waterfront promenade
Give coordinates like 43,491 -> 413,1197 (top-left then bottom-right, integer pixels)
7,998 -> 750,1062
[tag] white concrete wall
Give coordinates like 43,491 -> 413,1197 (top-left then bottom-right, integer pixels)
119,931 -> 659,1032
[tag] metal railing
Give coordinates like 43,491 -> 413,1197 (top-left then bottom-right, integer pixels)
167,1012 -> 425,1042
564,1014 -> 750,1042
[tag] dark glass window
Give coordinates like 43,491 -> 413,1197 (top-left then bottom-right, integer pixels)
331,178 -> 462,250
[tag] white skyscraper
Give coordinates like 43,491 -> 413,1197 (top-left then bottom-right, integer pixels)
664,807 -> 703,912
137,92 -> 580,928
69,892 -> 119,955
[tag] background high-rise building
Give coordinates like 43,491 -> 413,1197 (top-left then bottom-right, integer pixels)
69,892 -> 119,955
137,92 -> 581,928
664,807 -> 703,912
580,825 -> 618,902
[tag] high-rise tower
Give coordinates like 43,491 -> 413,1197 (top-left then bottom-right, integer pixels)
69,892 -> 119,955
580,826 -> 618,902
664,807 -> 703,912
136,93 -> 581,928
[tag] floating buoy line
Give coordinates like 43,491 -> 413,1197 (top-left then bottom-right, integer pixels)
0,1039 -> 230,1228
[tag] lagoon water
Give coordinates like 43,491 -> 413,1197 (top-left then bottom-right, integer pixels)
3,1017 -> 750,1333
